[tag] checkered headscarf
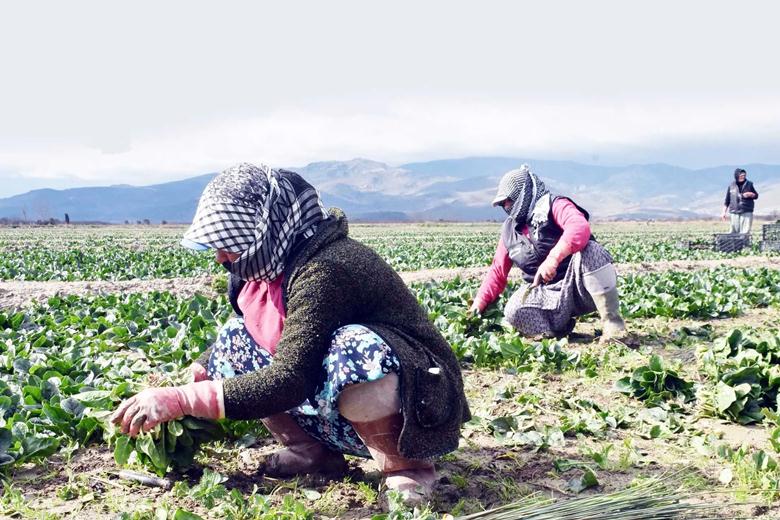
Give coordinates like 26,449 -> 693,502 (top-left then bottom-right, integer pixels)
492,164 -> 549,224
183,163 -> 327,282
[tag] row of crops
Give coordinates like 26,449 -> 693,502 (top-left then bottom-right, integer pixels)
0,225 -> 771,281
1,266 -> 779,474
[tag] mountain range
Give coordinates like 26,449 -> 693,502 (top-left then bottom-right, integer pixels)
1,157 -> 778,222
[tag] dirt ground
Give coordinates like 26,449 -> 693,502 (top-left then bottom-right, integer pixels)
0,275 -> 221,311
1,255 -> 777,311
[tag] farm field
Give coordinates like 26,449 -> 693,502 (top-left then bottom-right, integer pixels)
1,221 -> 780,519
0,221 -> 772,282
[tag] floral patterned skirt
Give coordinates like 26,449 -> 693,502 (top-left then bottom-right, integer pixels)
206,317 -> 401,457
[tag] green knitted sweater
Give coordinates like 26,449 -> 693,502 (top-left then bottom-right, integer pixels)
206,209 -> 470,460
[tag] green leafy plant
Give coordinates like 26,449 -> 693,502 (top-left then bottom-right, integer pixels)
558,398 -> 629,438
615,354 -> 694,407
698,329 -> 780,424
113,417 -> 225,476
0,292 -> 231,472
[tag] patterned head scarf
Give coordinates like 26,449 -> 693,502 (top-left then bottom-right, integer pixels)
182,163 -> 328,282
491,164 -> 549,223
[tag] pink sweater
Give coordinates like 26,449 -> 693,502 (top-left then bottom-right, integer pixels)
474,198 -> 591,312
237,277 -> 286,355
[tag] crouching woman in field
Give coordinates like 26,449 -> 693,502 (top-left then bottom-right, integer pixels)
111,163 -> 470,504
469,165 -> 629,343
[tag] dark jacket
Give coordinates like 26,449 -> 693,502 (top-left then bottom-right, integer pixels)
725,180 -> 758,214
501,195 -> 593,284
202,209 -> 470,460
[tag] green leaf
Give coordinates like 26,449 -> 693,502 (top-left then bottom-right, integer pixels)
60,398 -> 85,418
42,403 -> 71,427
135,434 -> 168,476
76,416 -> 100,443
567,468 -> 599,493
614,377 -> 633,394
114,436 -> 133,466
648,425 -> 663,439
168,420 -> 184,437
714,382 -> 737,413
648,355 -> 664,373
172,509 -> 204,520
0,428 -> 12,453
17,435 -> 59,463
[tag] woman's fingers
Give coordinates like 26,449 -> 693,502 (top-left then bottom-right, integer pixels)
111,396 -> 136,425
128,412 -> 148,437
143,417 -> 160,434
120,405 -> 141,435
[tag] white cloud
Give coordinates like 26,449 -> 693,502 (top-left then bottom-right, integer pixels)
2,0 -> 780,195
2,96 -> 779,190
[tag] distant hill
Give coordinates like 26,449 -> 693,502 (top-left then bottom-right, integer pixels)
1,158 -> 778,222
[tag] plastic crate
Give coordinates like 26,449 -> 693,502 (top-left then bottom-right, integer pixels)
761,240 -> 780,253
678,239 -> 711,251
763,221 -> 780,242
713,233 -> 751,253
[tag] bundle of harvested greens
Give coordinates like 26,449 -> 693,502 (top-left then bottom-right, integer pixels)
453,473 -> 734,520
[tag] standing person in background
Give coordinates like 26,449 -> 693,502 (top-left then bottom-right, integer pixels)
723,168 -> 758,234
111,163 -> 470,505
469,165 -> 630,343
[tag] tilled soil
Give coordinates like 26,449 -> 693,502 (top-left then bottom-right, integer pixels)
1,256 -> 777,310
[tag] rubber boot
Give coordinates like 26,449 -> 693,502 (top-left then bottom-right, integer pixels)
260,412 -> 348,478
349,414 -> 437,506
590,287 -> 629,344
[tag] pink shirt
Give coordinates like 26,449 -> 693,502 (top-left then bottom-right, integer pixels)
474,198 -> 591,311
237,277 -> 286,355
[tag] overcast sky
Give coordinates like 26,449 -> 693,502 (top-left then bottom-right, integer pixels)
1,0 -> 779,197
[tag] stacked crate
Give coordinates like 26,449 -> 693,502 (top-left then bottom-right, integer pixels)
761,220 -> 780,252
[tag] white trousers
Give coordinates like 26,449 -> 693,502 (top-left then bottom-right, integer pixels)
729,212 -> 753,234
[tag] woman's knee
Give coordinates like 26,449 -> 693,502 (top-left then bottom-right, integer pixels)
327,324 -> 402,421
338,372 -> 401,422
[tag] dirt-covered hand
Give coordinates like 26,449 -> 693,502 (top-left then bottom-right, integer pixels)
111,381 -> 224,437
467,299 -> 483,317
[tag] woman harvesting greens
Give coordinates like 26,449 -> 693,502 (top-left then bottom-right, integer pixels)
470,164 -> 629,342
112,163 -> 470,504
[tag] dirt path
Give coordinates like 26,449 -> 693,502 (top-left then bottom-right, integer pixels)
0,276 -> 220,310
404,255 -> 780,283
1,255 -> 778,310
